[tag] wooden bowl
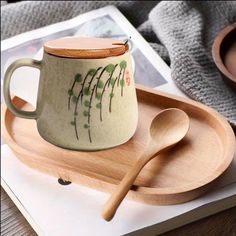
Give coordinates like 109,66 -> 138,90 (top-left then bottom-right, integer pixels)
212,22 -> 236,89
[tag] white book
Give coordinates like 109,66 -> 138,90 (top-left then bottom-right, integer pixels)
1,145 -> 236,236
1,5 -> 236,236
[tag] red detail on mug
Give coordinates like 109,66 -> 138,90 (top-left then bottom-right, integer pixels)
125,70 -> 131,86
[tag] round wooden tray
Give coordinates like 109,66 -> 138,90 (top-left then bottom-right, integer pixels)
2,85 -> 235,205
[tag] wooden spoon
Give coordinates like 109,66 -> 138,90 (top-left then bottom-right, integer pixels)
102,108 -> 190,221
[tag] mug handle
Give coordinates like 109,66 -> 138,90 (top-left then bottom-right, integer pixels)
3,58 -> 41,119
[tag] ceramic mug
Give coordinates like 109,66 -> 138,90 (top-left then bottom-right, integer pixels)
3,37 -> 138,151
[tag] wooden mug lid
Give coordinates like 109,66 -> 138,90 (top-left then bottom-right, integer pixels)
44,37 -> 129,59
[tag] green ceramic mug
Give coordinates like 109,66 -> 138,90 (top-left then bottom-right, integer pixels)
3,37 -> 138,151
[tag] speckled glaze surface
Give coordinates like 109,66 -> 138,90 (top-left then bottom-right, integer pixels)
36,52 -> 138,150
3,47 -> 138,151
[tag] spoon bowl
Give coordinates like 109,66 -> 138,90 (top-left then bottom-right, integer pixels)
102,108 -> 190,221
150,108 -> 190,148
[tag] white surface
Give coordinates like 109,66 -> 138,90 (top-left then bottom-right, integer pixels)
1,145 -> 236,236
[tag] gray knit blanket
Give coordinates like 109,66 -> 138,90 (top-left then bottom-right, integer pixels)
1,1 -> 236,129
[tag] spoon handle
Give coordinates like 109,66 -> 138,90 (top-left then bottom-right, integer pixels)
102,158 -> 147,221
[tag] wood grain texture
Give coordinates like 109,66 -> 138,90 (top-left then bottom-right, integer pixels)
102,108 -> 190,221
44,37 -> 129,58
1,188 -> 37,236
1,85 -> 235,206
161,206 -> 236,236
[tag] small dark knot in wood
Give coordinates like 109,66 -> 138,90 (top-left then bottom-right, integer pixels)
58,178 -> 72,185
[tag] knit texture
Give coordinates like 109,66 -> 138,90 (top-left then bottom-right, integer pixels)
149,1 -> 236,129
1,1 -> 7,6
1,1 -> 236,128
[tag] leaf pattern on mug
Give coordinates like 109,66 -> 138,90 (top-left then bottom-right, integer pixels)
67,60 -> 128,142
